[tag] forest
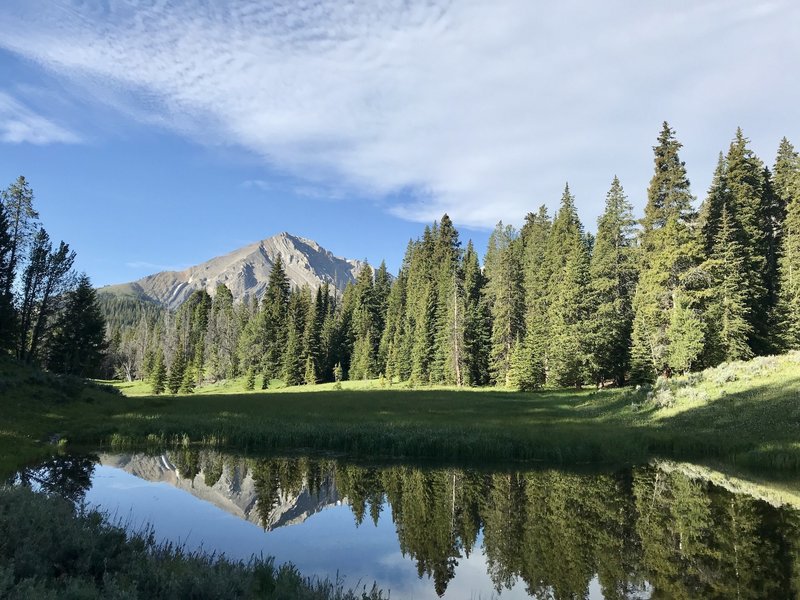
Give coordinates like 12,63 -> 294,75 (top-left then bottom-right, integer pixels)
99,122 -> 800,393
1,122 -> 799,393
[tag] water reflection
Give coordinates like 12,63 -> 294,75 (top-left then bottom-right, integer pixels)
21,451 -> 800,599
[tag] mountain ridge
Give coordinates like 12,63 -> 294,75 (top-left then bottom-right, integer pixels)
99,232 -> 367,310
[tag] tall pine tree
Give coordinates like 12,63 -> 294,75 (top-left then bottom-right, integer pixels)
631,122 -> 702,381
587,177 -> 637,385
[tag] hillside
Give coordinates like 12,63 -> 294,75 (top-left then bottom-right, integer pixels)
98,232 -> 366,309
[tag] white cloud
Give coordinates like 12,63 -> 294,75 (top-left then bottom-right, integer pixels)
0,1 -> 798,227
0,92 -> 81,145
125,261 -> 188,272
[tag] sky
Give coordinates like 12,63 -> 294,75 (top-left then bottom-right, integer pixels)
0,0 -> 798,287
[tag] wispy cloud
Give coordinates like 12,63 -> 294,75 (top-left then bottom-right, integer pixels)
0,91 -> 81,145
0,1 -> 797,227
125,261 -> 188,272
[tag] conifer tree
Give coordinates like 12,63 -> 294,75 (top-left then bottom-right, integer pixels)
723,128 -> 771,353
282,289 -> 310,386
261,255 -> 290,384
167,348 -> 186,394
180,358 -> 196,394
431,215 -> 465,385
47,274 -> 108,377
17,229 -> 76,364
512,206 -> 551,390
0,201 -> 15,351
703,204 -> 753,363
350,264 -> 379,380
587,178 -> 637,385
0,176 -> 39,301
699,153 -> 729,255
776,140 -> 800,347
462,241 -> 490,386
380,268 -> 407,380
630,123 -> 701,381
150,348 -> 167,395
304,354 -> 317,385
406,228 -> 437,383
545,185 -> 591,387
484,222 -> 524,386
667,291 -> 705,374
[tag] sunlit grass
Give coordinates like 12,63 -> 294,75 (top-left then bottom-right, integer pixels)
3,352 -> 800,476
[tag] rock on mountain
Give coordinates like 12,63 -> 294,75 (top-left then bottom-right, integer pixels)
99,453 -> 342,531
99,232 -> 365,310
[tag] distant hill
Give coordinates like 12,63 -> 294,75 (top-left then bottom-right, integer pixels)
98,232 -> 366,310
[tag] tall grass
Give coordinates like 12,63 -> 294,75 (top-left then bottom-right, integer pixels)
3,352 -> 800,474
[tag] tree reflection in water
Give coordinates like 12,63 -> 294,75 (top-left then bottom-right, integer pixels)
19,450 -> 800,599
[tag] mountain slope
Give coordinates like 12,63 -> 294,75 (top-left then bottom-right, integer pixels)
99,232 -> 365,309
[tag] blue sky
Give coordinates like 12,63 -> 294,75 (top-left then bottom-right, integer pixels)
0,1 -> 798,287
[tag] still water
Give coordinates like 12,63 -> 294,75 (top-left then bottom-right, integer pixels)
15,451 -> 800,599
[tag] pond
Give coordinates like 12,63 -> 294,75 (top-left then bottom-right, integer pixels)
12,451 -> 800,599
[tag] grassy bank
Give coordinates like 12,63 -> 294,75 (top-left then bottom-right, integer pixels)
2,352 -> 800,476
0,486 -> 383,599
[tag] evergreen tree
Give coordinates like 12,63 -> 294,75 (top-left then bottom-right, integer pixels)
167,348 -> 186,394
461,241 -> 490,386
723,128 -> 771,353
0,176 -> 39,301
484,222 -> 524,386
545,185 -> 591,387
703,204 -> 753,363
17,228 -> 76,364
47,273 -> 108,377
380,268 -> 408,381
304,354 -> 317,385
630,123 -> 701,381
282,289 -> 310,386
512,206 -> 551,390
698,153 -> 728,255
667,291 -> 705,374
150,348 -> 167,395
0,201 -> 14,351
180,358 -> 196,394
349,264 -> 381,380
407,228 -> 437,384
776,140 -> 800,347
261,255 -> 290,384
587,178 -> 637,385
431,215 -> 465,385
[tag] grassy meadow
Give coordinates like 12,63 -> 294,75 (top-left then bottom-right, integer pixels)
3,352 -> 800,478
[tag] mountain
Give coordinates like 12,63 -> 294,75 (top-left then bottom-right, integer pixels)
98,232 -> 365,310
99,453 -> 343,531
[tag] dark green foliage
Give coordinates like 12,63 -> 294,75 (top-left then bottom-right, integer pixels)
167,349 -> 187,394
723,129 -> 772,353
150,348 -> 166,395
545,185 -> 591,387
776,139 -> 800,348
47,274 -> 108,377
462,241 -> 490,386
702,204 -> 753,363
0,201 -> 15,351
587,178 -> 637,385
16,228 -> 76,364
484,222 -> 524,386
631,123 -> 702,381
511,207 -> 551,390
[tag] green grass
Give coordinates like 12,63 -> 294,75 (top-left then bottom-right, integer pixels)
3,352 -> 800,477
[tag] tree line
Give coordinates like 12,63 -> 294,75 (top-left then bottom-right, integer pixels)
0,177 -> 107,376
110,122 -> 800,392
164,451 -> 800,598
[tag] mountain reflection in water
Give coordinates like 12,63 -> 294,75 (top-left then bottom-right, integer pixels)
14,451 -> 800,599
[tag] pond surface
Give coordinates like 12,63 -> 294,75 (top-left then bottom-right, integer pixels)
13,451 -> 800,599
